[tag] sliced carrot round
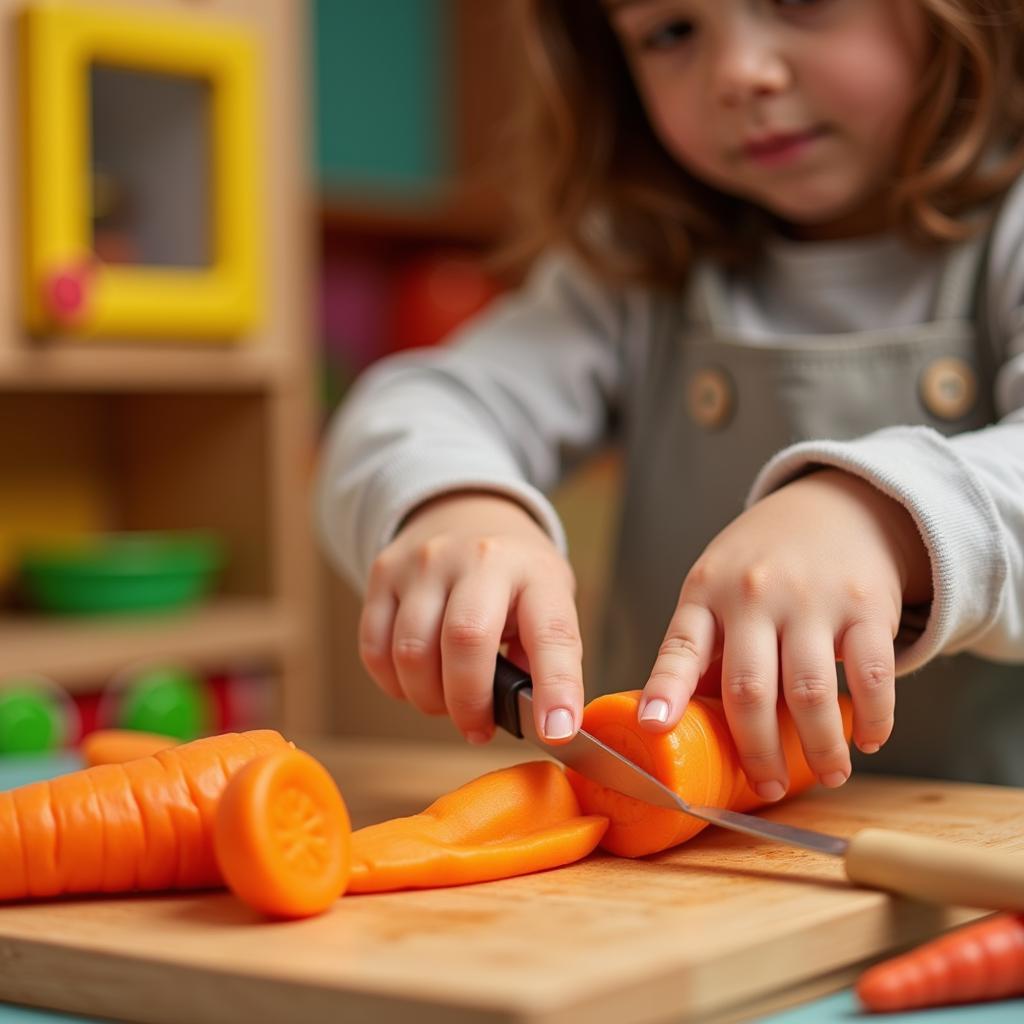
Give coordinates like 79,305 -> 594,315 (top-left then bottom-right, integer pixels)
213,749 -> 351,918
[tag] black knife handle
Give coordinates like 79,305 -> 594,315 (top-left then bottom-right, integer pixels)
493,654 -> 532,738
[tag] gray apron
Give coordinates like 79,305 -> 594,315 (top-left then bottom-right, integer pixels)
597,232 -> 1024,786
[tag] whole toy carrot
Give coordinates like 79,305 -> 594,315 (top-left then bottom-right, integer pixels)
857,912 -> 1024,1012
0,729 -> 290,901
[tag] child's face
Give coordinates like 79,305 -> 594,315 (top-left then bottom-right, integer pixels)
607,0 -> 930,238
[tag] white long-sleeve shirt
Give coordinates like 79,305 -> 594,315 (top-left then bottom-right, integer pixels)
317,181 -> 1024,678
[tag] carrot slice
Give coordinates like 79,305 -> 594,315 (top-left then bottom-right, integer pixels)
214,749 -> 352,919
348,761 -> 610,893
568,692 -> 854,857
80,729 -> 177,767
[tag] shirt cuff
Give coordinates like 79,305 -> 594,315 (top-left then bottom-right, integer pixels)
745,426 -> 1008,673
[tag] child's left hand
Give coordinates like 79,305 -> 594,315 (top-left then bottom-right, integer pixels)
637,468 -> 932,800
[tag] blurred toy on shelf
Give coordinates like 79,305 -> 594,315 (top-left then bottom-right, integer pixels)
0,676 -> 81,755
320,253 -> 391,372
18,530 -> 223,616
208,664 -> 277,733
101,663 -> 212,742
390,251 -> 504,352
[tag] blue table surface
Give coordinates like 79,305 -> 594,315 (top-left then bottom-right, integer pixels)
0,755 -> 1020,1024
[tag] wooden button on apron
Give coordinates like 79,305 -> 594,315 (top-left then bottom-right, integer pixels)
920,357 -> 977,421
688,367 -> 734,429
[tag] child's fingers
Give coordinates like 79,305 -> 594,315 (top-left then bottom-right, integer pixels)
359,586 -> 403,701
440,573 -> 514,743
515,581 -> 584,744
839,619 -> 895,754
638,602 -> 716,731
391,583 -> 447,715
780,623 -> 850,787
721,619 -> 789,801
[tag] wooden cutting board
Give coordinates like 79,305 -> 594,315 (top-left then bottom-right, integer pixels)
0,738 -> 1022,1024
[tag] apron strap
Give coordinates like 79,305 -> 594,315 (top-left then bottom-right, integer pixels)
932,229 -> 989,322
690,262 -> 734,334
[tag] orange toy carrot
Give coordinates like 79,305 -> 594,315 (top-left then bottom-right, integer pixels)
567,691 -> 854,857
0,729 -> 290,901
349,760 -> 608,893
214,749 -> 352,919
857,913 -> 1024,1012
80,728 -> 178,767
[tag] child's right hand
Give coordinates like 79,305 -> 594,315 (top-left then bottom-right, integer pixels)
359,492 -> 584,746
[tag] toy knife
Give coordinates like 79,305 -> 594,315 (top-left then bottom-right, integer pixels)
492,654 -> 1024,911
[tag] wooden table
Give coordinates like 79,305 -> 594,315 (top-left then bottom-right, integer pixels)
0,738 -> 1022,1024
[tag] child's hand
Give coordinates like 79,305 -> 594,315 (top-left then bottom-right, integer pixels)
359,492 -> 583,746
638,469 -> 932,799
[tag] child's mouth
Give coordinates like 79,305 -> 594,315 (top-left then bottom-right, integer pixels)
743,127 -> 826,166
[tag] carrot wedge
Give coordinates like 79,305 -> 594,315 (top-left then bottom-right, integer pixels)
348,760 -> 609,893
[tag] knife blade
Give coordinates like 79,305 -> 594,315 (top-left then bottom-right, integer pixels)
491,654 -> 1024,910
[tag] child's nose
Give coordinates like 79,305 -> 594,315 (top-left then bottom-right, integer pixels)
713,30 -> 790,107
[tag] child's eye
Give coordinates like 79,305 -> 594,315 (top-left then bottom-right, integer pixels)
638,18 -> 696,52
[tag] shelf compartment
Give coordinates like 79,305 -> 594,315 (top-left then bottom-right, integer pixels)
0,598 -> 297,690
0,391 -> 273,601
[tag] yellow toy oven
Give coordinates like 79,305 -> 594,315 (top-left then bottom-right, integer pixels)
21,1 -> 264,341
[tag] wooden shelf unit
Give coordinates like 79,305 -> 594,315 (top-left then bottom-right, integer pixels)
0,0 -> 322,734
0,599 -> 297,690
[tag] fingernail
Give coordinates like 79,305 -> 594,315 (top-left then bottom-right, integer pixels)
821,770 -> 849,788
543,708 -> 574,740
639,698 -> 670,724
465,730 -> 491,745
756,780 -> 786,802
859,742 -> 880,754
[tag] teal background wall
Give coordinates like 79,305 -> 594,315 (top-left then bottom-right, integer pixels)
312,0 -> 452,195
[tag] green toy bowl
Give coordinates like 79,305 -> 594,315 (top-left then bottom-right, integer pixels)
19,532 -> 223,616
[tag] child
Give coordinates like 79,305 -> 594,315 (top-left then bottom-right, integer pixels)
317,0 -> 1024,793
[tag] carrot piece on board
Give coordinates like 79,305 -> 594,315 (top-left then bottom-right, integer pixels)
348,760 -> 609,894
47,770 -> 104,893
0,794 -> 27,901
857,912 -> 1024,1012
80,729 -> 178,767
0,729 -> 292,902
121,755 -> 179,891
156,730 -> 289,888
566,691 -> 854,857
12,781 -> 60,898
214,749 -> 352,919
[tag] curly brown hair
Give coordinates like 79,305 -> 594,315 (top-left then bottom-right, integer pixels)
498,0 -> 1024,288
